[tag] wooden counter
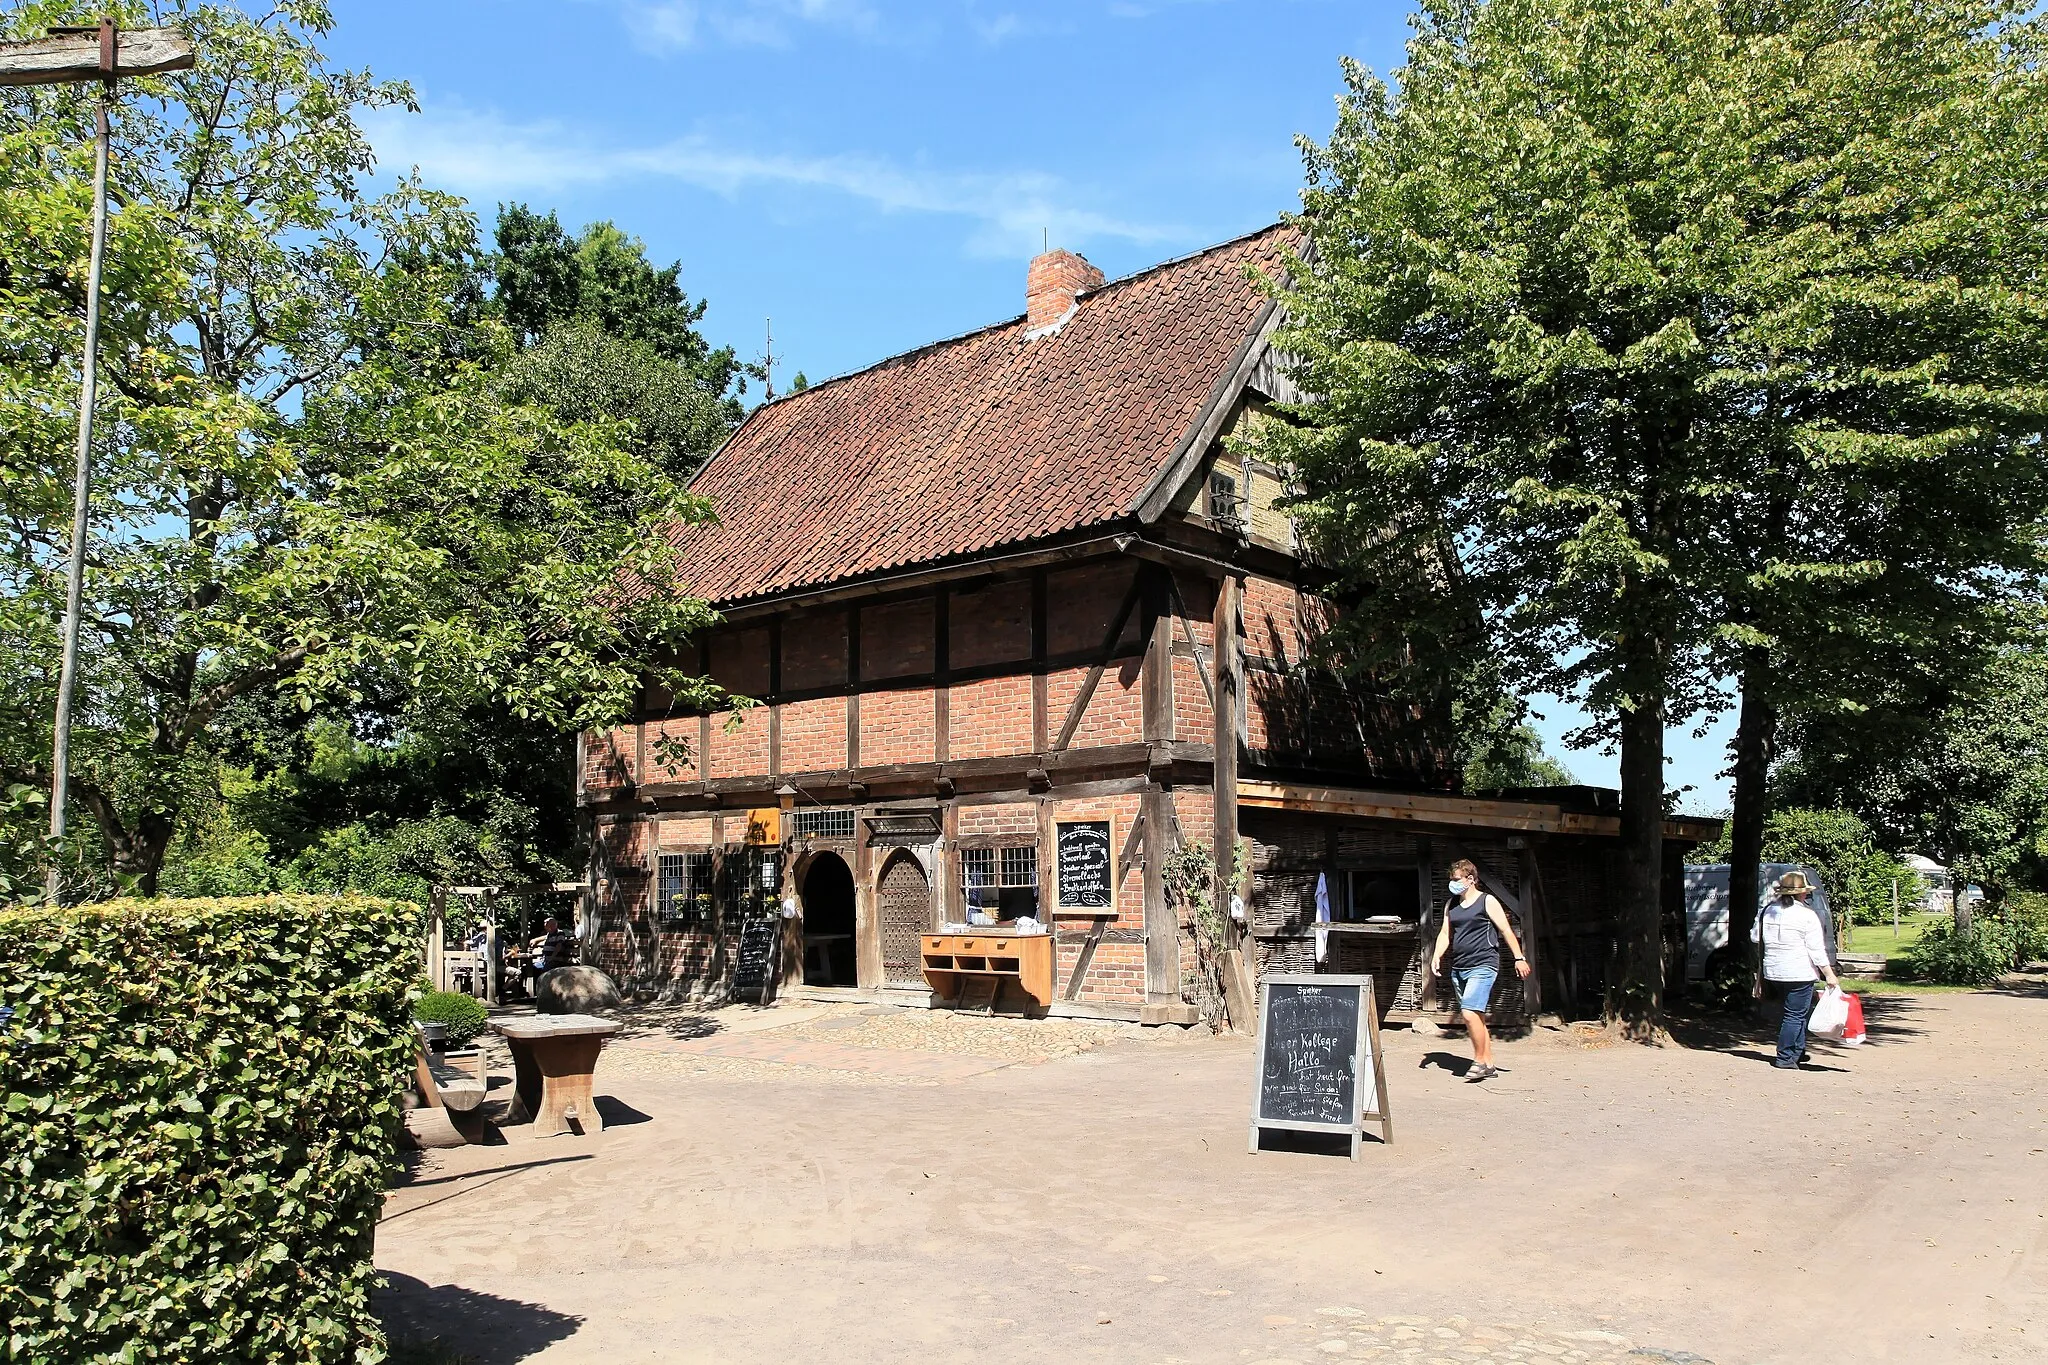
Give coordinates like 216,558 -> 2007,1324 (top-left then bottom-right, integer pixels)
921,930 -> 1054,1009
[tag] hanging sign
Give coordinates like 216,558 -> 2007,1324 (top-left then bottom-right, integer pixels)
1248,974 -> 1392,1159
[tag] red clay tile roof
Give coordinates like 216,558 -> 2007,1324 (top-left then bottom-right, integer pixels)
669,224 -> 1291,606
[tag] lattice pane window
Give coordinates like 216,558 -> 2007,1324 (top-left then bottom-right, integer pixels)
1000,846 -> 1037,890
962,847 -> 997,911
789,807 -> 856,838
962,845 -> 1039,920
658,851 -> 715,927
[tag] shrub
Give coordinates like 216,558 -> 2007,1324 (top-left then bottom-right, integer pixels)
0,894 -> 419,1364
1904,915 -> 2016,986
414,989 -> 488,1046
1993,892 -> 2048,967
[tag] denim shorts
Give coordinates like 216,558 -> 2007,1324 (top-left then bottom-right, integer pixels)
1452,965 -> 1498,1014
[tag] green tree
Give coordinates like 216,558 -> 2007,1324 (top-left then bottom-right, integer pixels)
1699,0 -> 2048,957
1463,713 -> 1576,793
1778,646 -> 2048,913
0,1 -> 721,894
489,204 -> 742,480
500,319 -> 735,484
1262,0 -> 2048,1034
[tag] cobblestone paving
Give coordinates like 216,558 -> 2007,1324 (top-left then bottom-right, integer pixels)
593,1002 -> 1140,1086
1208,1311 -> 1710,1364
778,1003 -> 1137,1059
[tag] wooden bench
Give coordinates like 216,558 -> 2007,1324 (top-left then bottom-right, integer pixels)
416,1049 -> 487,1112
404,1042 -> 493,1148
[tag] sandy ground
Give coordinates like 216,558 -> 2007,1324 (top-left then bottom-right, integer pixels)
376,983 -> 2048,1365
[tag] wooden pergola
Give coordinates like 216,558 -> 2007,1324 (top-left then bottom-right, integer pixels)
425,881 -> 594,1005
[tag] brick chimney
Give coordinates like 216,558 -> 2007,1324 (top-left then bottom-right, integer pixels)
1025,248 -> 1105,332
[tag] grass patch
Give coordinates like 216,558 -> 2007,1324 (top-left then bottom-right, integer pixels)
1844,912 -> 1945,962
1849,976 -> 1981,996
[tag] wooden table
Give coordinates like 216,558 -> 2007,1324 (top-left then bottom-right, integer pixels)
921,930 -> 1054,1010
492,1014 -> 623,1137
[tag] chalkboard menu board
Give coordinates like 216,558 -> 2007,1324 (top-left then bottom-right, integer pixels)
1055,819 -> 1113,911
731,912 -> 780,1005
1248,973 -> 1392,1158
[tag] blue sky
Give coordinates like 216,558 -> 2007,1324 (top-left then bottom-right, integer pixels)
337,0 -> 1734,810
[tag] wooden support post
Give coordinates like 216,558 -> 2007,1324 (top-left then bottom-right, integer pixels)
854,813 -> 882,989
1140,566 -> 1173,744
1212,574 -> 1242,951
1143,782 -> 1176,1001
427,886 -> 447,990
1517,843 -> 1549,1017
1416,836 -> 1440,1012
941,801 -> 961,923
485,917 -> 500,1006
1038,794 -> 1059,996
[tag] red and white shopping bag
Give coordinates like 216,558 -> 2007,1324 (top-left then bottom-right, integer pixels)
1839,990 -> 1866,1046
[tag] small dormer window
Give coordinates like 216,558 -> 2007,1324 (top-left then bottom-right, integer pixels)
1208,470 -> 1243,529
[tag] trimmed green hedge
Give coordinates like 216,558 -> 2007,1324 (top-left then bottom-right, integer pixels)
0,895 -> 420,1363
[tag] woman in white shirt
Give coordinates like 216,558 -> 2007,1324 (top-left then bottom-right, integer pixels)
1751,870 -> 1841,1069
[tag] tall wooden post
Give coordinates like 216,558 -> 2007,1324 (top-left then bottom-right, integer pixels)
427,886 -> 447,991
1516,843 -> 1547,1017
1212,574 -> 1242,951
1140,568 -> 1179,1001
484,917 -> 500,1006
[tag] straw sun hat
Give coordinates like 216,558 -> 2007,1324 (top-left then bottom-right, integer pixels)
1773,870 -> 1815,898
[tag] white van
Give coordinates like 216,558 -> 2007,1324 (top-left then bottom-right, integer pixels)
1682,863 -> 1838,982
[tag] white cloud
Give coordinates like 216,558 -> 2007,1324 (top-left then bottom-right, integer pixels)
616,0 -> 880,51
365,106 -> 1185,258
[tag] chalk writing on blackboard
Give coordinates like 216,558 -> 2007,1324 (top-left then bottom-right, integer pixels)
1248,973 -> 1392,1157
731,912 -> 779,1004
1258,982 -> 1360,1126
1056,820 -> 1113,910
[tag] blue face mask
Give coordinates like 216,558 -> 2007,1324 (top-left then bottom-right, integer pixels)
1448,879 -> 1467,897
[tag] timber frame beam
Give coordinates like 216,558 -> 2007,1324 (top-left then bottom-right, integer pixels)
1238,780 -> 1719,842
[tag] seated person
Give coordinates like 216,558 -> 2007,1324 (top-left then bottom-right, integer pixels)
527,917 -> 577,990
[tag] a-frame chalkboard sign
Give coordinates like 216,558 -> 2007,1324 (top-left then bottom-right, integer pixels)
730,911 -> 780,1006
1248,973 -> 1393,1159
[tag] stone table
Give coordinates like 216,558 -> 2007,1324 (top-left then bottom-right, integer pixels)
492,1013 -> 623,1137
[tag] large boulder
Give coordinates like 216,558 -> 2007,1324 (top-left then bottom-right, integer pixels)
534,965 -> 621,1015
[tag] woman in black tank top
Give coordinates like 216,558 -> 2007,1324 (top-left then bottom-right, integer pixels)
1427,858 -> 1533,1082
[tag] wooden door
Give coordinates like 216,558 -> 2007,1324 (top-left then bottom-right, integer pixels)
878,853 -> 932,987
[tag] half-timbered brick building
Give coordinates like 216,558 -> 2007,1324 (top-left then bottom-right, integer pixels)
577,226 -> 1716,1026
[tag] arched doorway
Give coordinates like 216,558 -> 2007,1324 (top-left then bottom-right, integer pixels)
801,852 -> 857,986
878,851 -> 932,987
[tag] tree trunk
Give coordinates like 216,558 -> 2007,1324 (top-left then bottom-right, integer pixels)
1726,650 -> 1776,975
108,807 -> 175,897
1610,689 -> 1667,1038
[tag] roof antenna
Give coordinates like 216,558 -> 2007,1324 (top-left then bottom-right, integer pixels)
1042,226 -> 1048,254
761,316 -> 775,402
